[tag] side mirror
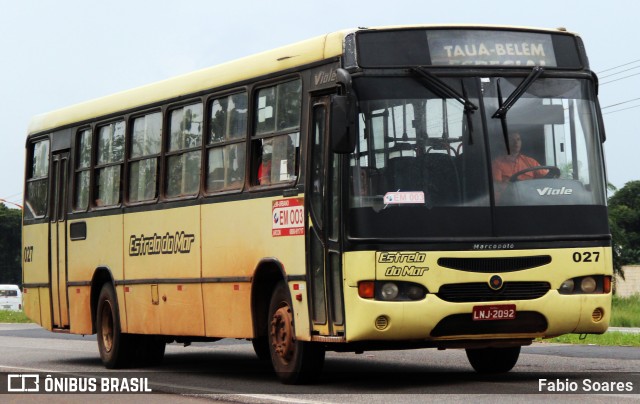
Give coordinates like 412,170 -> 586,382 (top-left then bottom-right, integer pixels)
331,95 -> 356,153
330,69 -> 357,154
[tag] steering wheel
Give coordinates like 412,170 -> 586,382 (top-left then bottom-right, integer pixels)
508,165 -> 561,182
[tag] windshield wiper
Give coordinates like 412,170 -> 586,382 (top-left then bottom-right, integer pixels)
492,66 -> 545,153
410,67 -> 478,144
411,67 -> 478,112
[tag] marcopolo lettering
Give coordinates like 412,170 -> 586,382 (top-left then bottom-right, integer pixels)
473,243 -> 515,250
129,231 -> 196,257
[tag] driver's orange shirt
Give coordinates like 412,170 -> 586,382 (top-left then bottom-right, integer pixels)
492,154 -> 548,182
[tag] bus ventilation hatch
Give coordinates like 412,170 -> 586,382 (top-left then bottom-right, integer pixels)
437,282 -> 551,302
437,256 -> 552,273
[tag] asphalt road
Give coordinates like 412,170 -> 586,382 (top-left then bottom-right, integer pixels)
0,323 -> 639,403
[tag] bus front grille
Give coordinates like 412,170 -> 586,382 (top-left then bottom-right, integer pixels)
436,282 -> 551,302
437,256 -> 552,273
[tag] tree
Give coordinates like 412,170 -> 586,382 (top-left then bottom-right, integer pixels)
0,204 -> 22,286
608,180 -> 640,278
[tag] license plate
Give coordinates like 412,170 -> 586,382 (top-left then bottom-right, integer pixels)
472,304 -> 516,321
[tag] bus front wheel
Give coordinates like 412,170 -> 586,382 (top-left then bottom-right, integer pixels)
268,281 -> 325,384
96,283 -> 135,368
465,346 -> 521,373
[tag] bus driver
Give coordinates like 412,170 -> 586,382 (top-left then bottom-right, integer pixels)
492,131 -> 548,184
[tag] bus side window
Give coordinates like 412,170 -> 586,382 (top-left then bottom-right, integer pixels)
95,121 -> 125,207
206,92 -> 247,193
24,138 -> 50,219
74,129 -> 91,211
129,112 -> 162,203
252,80 -> 301,186
165,103 -> 203,198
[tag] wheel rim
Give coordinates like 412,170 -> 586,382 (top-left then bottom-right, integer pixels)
100,301 -> 114,353
270,304 -> 295,364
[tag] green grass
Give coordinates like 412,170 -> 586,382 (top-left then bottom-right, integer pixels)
539,332 -> 640,347
0,310 -> 32,323
610,294 -> 640,327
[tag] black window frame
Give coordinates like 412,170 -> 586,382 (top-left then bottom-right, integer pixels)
164,100 -> 204,200
205,90 -> 248,195
73,127 -> 92,212
127,109 -> 163,205
93,119 -> 126,209
251,78 -> 302,188
24,136 -> 51,220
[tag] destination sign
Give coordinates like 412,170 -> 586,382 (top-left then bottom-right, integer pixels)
355,29 -> 582,69
427,30 -> 557,67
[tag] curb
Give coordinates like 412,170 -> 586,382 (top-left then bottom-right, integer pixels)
607,327 -> 640,334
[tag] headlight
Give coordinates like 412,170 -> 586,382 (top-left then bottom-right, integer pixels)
559,279 -> 575,294
358,281 -> 428,301
558,275 -> 610,295
380,283 -> 399,300
406,284 -> 427,300
580,277 -> 597,293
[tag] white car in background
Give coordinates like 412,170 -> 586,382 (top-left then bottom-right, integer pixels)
0,285 -> 22,311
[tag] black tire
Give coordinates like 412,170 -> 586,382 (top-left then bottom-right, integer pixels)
268,281 -> 325,384
135,335 -> 166,367
96,283 -> 135,368
465,346 -> 521,374
252,336 -> 271,361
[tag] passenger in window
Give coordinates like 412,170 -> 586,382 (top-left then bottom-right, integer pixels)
492,132 -> 547,183
258,140 -> 272,185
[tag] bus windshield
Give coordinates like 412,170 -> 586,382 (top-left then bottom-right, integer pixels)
348,75 -> 607,240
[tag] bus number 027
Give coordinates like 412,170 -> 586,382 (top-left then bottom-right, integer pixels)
573,251 -> 600,263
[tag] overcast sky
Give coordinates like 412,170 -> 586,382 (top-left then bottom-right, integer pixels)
1,0 -> 638,208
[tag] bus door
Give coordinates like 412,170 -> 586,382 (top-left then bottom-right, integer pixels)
308,97 -> 344,338
49,151 -> 70,329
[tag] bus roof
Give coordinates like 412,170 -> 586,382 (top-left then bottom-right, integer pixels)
28,29 -> 353,135
27,25 -> 575,136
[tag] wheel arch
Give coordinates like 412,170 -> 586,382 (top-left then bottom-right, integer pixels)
251,258 -> 287,339
90,266 -> 116,334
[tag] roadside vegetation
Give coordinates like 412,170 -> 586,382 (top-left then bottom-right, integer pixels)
610,294 -> 640,327
541,332 -> 640,347
0,310 -> 31,323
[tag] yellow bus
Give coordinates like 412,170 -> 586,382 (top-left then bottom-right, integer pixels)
22,25 -> 612,384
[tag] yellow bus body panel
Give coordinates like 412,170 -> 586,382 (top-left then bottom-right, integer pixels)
23,223 -> 50,326
67,284 -> 92,335
201,196 -> 308,339
66,215 -> 124,331
123,206 -> 204,336
342,247 -> 612,342
202,197 -> 309,340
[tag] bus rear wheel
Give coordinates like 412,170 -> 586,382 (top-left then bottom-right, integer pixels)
268,281 -> 325,384
465,346 -> 521,373
96,283 -> 135,368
